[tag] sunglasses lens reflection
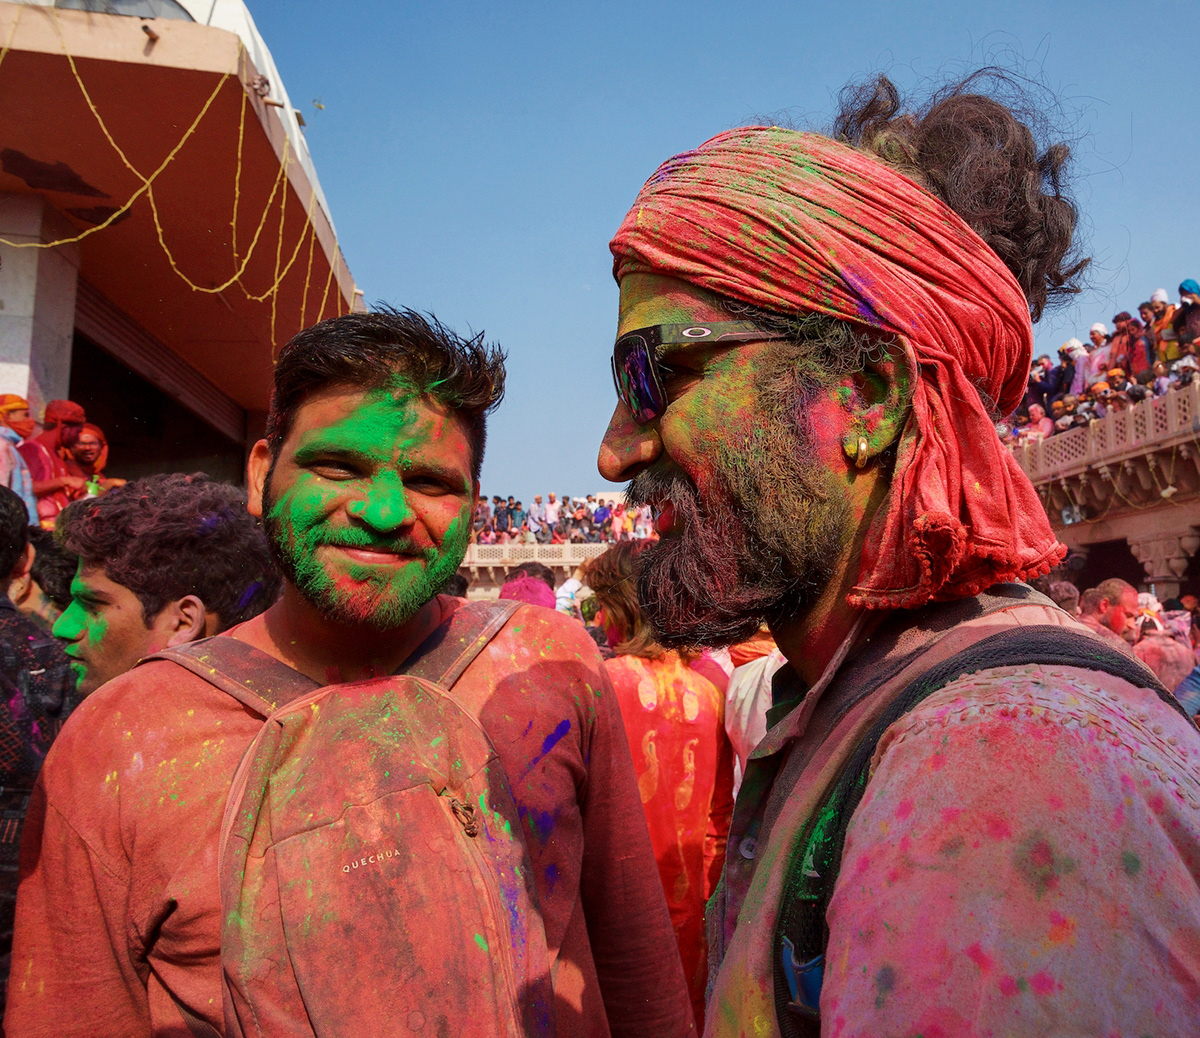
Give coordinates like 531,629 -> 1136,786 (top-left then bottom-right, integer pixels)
614,336 -> 666,424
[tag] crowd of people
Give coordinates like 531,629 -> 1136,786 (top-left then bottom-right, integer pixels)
1002,279 -> 1200,443
0,395 -> 123,528
3,72 -> 1200,1036
472,492 -> 658,544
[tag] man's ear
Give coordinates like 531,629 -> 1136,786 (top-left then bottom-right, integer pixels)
7,543 -> 35,606
246,439 -> 272,519
161,595 -> 210,647
841,339 -> 914,466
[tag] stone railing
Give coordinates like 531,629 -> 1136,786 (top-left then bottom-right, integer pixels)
460,541 -> 611,591
463,542 -> 611,568
1010,381 -> 1200,491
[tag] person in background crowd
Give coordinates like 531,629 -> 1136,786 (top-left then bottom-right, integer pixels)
0,396 -> 37,523
1132,595 -> 1195,692
543,491 -> 561,534
509,499 -> 527,530
7,526 -> 76,632
1153,360 -> 1174,396
492,493 -> 510,537
1150,288 -> 1179,362
582,542 -> 734,1032
50,473 -> 282,697
9,310 -> 693,1037
1043,343 -> 1073,405
1174,279 -> 1200,354
1047,579 -> 1080,616
1076,578 -> 1139,646
1108,312 -> 1137,375
0,487 -> 77,1020
64,423 -> 125,494
529,494 -> 546,529
499,561 -> 558,609
16,401 -> 87,529
593,498 -> 611,530
1021,402 -> 1054,439
440,572 -> 470,598
1085,322 -> 1111,385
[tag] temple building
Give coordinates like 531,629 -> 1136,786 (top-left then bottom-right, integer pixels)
0,0 -> 359,481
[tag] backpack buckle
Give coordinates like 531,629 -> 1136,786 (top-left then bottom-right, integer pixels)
449,798 -> 480,837
781,936 -> 822,1019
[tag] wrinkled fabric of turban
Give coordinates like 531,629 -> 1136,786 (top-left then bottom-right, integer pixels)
0,394 -> 29,415
42,399 -> 86,429
610,126 -> 1064,610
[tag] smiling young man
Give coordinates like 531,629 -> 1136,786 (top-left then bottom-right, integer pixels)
8,309 -> 690,1037
597,76 -> 1200,1035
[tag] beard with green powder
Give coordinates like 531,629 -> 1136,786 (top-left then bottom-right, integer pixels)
263,472 -> 470,630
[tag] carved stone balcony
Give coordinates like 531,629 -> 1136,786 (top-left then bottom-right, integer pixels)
1010,382 -> 1200,597
459,542 -> 611,593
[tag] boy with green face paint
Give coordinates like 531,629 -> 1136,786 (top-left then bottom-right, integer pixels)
10,308 -> 693,1038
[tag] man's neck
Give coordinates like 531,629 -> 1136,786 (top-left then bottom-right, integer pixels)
231,585 -> 447,685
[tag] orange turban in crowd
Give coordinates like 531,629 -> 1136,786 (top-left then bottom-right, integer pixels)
0,394 -> 28,415
610,126 -> 1064,610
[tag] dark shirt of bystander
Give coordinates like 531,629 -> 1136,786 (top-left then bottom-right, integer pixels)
0,594 -> 77,1015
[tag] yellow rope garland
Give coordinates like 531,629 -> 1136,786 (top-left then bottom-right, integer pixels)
0,6 -> 349,342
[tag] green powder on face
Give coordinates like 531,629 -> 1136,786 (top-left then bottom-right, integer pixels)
267,387 -> 472,628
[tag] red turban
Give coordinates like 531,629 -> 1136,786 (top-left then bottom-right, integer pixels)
42,400 -> 86,429
610,127 -> 1063,610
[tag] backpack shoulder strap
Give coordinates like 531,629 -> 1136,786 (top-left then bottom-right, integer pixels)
144,637 -> 321,719
397,599 -> 521,688
775,623 -> 1191,1031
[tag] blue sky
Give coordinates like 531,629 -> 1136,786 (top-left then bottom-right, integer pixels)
252,0 -> 1200,504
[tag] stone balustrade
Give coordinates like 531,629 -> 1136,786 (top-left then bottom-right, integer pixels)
459,541 -> 612,594
1010,381 -> 1200,598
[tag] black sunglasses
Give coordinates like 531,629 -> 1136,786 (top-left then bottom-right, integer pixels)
610,321 -> 788,424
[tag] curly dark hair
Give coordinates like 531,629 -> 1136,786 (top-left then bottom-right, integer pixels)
28,526 -> 77,610
266,306 -> 506,480
61,473 -> 281,629
832,71 -> 1088,321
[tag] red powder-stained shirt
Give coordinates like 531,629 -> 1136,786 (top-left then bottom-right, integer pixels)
603,652 -> 735,1032
820,664 -> 1200,1036
5,598 -> 693,1038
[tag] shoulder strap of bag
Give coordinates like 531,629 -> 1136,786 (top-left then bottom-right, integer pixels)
147,636 -> 320,718
397,599 -> 520,687
774,623 -> 1189,1033
146,599 -> 523,717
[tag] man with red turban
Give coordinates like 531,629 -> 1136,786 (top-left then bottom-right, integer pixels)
16,400 -> 87,527
598,76 -> 1200,1035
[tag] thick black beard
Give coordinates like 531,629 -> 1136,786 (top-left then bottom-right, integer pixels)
627,406 -> 850,649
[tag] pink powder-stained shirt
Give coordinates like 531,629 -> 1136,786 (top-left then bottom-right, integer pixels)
821,663 -> 1200,1036
604,653 -> 735,1033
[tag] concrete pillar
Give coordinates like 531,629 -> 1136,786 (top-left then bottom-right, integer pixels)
0,195 -> 81,421
1127,526 -> 1200,601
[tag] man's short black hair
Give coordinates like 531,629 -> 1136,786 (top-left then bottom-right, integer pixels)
266,307 -> 506,481
0,487 -> 29,577
60,473 -> 282,629
29,527 -> 77,610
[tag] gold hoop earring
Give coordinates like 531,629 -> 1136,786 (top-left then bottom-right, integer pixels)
856,436 -> 869,469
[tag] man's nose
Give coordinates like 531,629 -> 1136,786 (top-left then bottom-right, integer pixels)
598,402 -> 662,483
347,480 -> 414,533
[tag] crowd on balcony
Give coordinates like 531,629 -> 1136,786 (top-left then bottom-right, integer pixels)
470,491 -> 659,544
999,278 -> 1200,444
